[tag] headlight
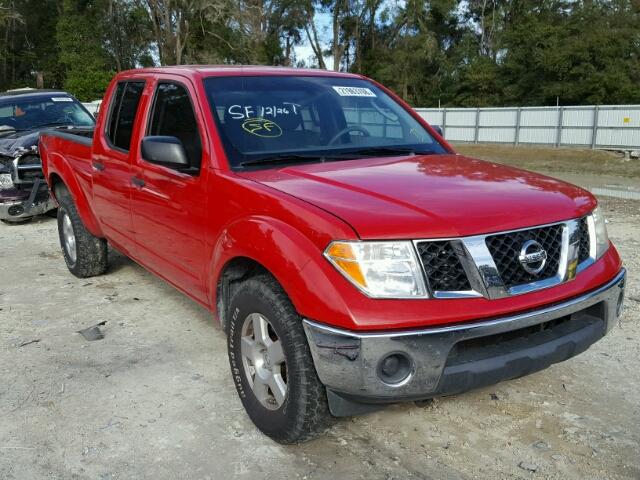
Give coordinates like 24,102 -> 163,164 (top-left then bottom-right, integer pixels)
591,207 -> 609,260
324,241 -> 427,298
0,173 -> 12,190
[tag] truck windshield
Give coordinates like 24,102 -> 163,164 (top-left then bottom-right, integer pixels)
203,75 -> 446,169
0,94 -> 94,132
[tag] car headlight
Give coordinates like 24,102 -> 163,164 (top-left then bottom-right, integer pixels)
324,241 -> 427,298
591,207 -> 609,260
0,173 -> 12,190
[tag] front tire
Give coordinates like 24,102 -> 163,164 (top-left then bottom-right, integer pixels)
55,184 -> 108,278
227,274 -> 332,443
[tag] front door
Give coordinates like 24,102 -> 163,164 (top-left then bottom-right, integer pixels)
130,77 -> 209,304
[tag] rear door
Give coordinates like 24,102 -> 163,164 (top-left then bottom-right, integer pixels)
130,75 -> 210,303
91,80 -> 146,254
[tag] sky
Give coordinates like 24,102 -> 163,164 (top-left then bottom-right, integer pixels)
292,11 -> 334,69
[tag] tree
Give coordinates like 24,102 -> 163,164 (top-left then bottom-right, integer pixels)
57,0 -> 113,100
500,0 -> 640,105
143,0 -> 193,65
104,0 -> 154,71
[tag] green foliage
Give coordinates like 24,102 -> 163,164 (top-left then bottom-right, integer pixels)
354,0 -> 640,106
0,0 -> 64,89
0,0 -> 638,106
57,0 -> 113,100
499,0 -> 640,105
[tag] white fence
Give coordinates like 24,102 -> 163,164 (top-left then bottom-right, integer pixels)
81,100 -> 102,117
415,105 -> 640,150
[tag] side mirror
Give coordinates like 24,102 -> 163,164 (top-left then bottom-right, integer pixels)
141,136 -> 189,168
432,125 -> 443,136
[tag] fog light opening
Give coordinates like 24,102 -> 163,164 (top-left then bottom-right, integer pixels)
7,205 -> 24,217
377,352 -> 413,386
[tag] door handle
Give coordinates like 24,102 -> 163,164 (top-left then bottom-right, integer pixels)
92,161 -> 105,171
131,176 -> 145,188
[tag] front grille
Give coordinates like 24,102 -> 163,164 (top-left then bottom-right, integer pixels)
577,216 -> 590,263
416,241 -> 471,292
446,315 -> 573,366
485,224 -> 564,288
445,302 -> 604,367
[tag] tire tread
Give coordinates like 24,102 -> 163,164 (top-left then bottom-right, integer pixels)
55,184 -> 108,278
228,273 -> 332,444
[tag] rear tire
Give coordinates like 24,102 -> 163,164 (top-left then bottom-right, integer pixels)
1,218 -> 33,225
55,184 -> 108,278
227,274 -> 332,443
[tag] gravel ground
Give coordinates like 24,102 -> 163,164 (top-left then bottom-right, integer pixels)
0,166 -> 638,479
456,144 -> 640,179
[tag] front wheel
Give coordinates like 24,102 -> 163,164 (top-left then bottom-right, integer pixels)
227,274 -> 332,443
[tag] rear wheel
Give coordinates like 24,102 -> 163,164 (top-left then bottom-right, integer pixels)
227,274 -> 332,443
1,218 -> 33,225
55,184 -> 108,278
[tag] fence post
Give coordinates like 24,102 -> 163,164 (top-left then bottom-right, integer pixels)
442,108 -> 447,138
555,107 -> 564,147
591,105 -> 600,149
514,107 -> 522,145
474,108 -> 480,143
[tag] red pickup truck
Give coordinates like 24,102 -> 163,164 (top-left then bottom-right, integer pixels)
40,66 -> 626,444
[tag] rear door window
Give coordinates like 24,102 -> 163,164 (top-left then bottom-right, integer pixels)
106,81 -> 145,151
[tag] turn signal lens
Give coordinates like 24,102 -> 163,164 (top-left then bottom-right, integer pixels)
325,243 -> 367,287
324,241 -> 428,298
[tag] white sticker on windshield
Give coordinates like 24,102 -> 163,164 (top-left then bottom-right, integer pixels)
332,86 -> 376,97
51,97 -> 73,102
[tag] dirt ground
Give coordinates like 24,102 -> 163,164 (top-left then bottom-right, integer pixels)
1,150 -> 639,479
456,143 -> 640,179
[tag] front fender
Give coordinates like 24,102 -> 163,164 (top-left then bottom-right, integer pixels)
210,215 -> 356,327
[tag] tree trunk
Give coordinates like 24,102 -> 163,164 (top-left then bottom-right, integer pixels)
304,15 -> 326,69
332,0 -> 341,70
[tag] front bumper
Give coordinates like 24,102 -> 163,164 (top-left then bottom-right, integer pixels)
0,179 -> 55,221
303,268 -> 626,416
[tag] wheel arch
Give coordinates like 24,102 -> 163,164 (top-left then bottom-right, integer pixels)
211,216 -> 355,332
46,156 -> 103,237
216,256 -> 269,332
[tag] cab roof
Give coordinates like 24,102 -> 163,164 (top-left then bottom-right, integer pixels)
117,65 -> 363,80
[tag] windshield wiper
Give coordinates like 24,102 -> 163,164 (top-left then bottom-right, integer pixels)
240,154 -> 328,168
239,147 -> 437,168
33,122 -> 76,129
333,146 -> 436,158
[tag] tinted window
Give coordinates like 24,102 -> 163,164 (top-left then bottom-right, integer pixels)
107,81 -> 145,151
0,95 -> 94,131
204,76 -> 446,169
107,82 -> 125,143
148,82 -> 202,171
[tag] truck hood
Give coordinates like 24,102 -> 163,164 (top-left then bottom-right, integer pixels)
0,129 -> 40,158
239,154 -> 596,239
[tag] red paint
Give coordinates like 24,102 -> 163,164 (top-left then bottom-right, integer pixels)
40,66 -> 623,331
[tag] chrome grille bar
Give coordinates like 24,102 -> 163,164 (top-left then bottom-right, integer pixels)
413,217 -> 592,300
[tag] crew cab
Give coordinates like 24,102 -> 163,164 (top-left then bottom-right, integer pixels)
0,89 -> 94,223
39,66 -> 625,444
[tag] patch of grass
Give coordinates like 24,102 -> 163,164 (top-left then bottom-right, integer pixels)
455,143 -> 640,178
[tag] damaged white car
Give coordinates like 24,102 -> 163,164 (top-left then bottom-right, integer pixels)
0,89 -> 94,224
